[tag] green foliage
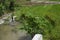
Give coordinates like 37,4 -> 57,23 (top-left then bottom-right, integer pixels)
9,1 -> 15,12
14,4 -> 60,40
26,0 -> 31,1
19,14 -> 55,38
0,4 -> 4,16
0,0 -> 5,4
0,0 -> 16,12
0,0 -> 9,16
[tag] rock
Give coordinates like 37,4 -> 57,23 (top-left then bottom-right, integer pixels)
0,19 -> 4,24
32,34 -> 43,40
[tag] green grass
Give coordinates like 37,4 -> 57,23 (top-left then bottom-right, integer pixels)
15,4 -> 60,26
15,4 -> 60,40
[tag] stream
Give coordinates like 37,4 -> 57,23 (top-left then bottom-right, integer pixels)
0,24 -> 30,40
0,13 -> 32,40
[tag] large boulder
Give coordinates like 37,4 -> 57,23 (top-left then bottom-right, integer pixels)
32,34 -> 43,40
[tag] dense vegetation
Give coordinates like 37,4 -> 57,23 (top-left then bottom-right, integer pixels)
15,4 -> 60,40
19,14 -> 55,40
0,0 -> 60,40
0,5 -> 4,17
0,0 -> 15,17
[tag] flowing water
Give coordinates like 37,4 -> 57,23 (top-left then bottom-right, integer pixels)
0,13 -> 32,40
0,24 -> 28,40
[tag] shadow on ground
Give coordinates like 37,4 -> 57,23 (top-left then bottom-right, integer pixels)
18,34 -> 32,40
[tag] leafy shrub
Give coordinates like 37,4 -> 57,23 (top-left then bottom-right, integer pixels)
9,0 -> 15,12
19,14 -> 55,38
0,5 -> 4,16
26,0 -> 31,1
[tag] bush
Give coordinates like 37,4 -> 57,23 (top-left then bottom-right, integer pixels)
0,5 -> 4,17
19,14 -> 55,38
9,0 -> 15,12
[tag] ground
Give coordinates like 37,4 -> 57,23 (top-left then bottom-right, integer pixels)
0,1 -> 60,40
